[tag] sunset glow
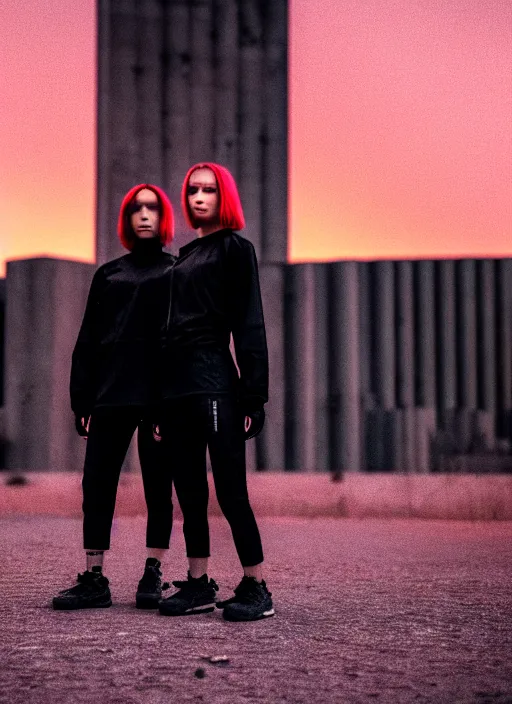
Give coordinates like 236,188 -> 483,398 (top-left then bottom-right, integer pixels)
289,0 -> 512,262
1,1 -> 511,277
1,2 -> 95,277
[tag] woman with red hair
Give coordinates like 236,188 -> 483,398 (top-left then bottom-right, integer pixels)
157,163 -> 274,622
53,184 -> 176,611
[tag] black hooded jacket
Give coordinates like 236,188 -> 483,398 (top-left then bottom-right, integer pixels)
70,238 -> 175,416
161,229 -> 268,409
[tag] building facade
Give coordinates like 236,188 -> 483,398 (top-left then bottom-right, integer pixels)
1,1 -> 511,474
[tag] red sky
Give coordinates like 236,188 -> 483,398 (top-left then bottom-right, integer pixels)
289,0 -> 512,262
1,1 -> 511,276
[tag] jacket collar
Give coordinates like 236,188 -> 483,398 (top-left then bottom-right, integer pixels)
179,229 -> 231,258
131,237 -> 163,260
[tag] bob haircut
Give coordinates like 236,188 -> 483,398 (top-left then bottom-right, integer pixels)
117,183 -> 174,251
181,162 -> 245,231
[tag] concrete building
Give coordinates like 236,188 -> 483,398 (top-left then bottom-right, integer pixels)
96,0 -> 288,469
1,1 -> 511,474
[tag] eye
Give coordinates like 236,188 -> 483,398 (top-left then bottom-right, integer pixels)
146,204 -> 159,212
203,187 -> 217,193
131,203 -> 142,213
187,186 -> 199,195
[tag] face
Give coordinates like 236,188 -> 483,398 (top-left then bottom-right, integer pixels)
187,168 -> 219,225
130,188 -> 160,239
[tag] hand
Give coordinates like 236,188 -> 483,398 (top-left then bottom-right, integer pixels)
74,414 -> 90,439
244,408 -> 265,440
153,423 -> 162,442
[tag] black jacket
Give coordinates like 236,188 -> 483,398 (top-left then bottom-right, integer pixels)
70,238 -> 175,416
162,229 -> 268,408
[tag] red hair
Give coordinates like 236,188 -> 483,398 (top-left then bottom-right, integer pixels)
117,184 -> 174,251
181,162 -> 245,231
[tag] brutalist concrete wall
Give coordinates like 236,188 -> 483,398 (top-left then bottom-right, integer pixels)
0,278 -> 5,467
285,264 -> 329,472
0,278 -> 5,409
96,0 -> 288,469
282,258 -> 512,473
96,0 -> 287,263
5,4 -> 507,474
4,256 -> 512,473
4,259 -> 96,471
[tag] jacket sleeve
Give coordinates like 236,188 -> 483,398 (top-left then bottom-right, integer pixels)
69,268 -> 103,416
228,238 -> 269,407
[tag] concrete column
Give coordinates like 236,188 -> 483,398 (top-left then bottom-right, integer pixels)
415,260 -> 436,409
136,0 -> 164,186
99,0 -> 140,264
414,261 -> 437,470
0,279 -> 6,466
190,0 -> 215,164
330,262 -> 361,472
5,259 -> 95,471
364,261 -> 399,471
0,278 -> 5,408
163,0 -> 192,250
451,260 -> 478,453
456,260 -> 478,409
213,0 -> 239,177
358,263 -> 373,470
286,264 -> 329,471
396,261 -> 414,408
437,260 -> 457,422
238,0 -> 264,260
261,0 -> 287,264
358,263 -> 372,408
374,261 -> 395,409
258,263 -> 285,469
496,259 -> 512,439
96,0 -> 112,265
395,261 -> 415,471
477,260 -> 496,447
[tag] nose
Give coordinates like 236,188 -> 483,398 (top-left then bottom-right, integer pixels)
140,206 -> 149,220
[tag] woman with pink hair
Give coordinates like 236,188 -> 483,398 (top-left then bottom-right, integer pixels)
157,163 -> 274,622
53,184 -> 176,611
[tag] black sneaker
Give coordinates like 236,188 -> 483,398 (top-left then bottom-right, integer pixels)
217,576 -> 274,622
136,558 -> 170,609
158,572 -> 218,616
52,567 -> 112,610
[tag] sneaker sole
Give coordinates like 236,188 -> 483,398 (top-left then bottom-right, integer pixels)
223,607 -> 275,622
159,602 -> 216,617
52,598 -> 112,611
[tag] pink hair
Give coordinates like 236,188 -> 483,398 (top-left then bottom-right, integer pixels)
181,162 -> 245,231
117,184 -> 174,251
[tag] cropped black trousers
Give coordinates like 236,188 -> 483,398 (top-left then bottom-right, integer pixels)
82,406 -> 173,550
160,395 -> 264,567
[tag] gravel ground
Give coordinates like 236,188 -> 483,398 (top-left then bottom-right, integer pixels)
1,516 -> 511,704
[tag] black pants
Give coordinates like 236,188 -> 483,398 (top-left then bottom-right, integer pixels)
82,406 -> 173,550
160,396 -> 264,567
